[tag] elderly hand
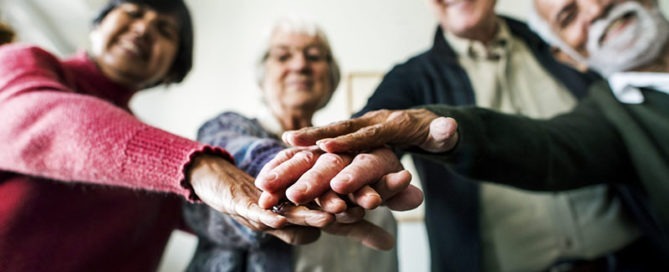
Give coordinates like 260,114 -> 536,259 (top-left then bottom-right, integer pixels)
188,154 -> 332,245
283,109 -> 459,154
255,146 -> 423,212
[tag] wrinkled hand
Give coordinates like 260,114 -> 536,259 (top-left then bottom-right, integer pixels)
255,146 -> 423,212
283,109 -> 459,154
189,154 -> 333,245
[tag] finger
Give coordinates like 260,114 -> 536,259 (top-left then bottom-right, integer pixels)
315,123 -> 395,153
372,170 -> 412,202
384,185 -> 424,211
281,205 -> 335,228
319,109 -> 442,153
349,185 -> 382,210
324,220 -> 395,251
286,153 -> 352,204
266,226 -> 321,245
256,147 -> 319,181
255,148 -> 322,192
316,190 -> 347,214
256,148 -> 300,181
330,148 -> 403,195
234,199 -> 287,229
421,117 -> 459,153
334,206 -> 366,224
258,190 -> 284,209
283,118 -> 371,147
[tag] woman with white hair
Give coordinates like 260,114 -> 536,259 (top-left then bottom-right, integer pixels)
183,17 -> 400,272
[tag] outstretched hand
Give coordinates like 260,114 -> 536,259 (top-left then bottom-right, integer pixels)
189,154 -> 330,245
282,109 -> 459,154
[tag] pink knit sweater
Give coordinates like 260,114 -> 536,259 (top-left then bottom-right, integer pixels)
0,44 -> 231,271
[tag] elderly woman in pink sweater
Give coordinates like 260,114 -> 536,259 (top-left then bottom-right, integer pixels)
0,0 -> 419,270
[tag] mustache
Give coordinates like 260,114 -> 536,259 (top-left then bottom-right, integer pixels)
587,2 -> 641,49
584,1 -> 669,76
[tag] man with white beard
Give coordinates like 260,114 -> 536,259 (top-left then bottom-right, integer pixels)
255,0 -> 669,269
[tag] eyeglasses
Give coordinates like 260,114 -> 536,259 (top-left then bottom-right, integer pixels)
266,45 -> 330,63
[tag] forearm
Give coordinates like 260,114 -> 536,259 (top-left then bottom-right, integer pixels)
0,46 -> 232,197
420,101 -> 633,190
0,91 -> 237,197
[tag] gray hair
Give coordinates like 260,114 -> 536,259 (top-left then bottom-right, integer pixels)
255,17 -> 341,93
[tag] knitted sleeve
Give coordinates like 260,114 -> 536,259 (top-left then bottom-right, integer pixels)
196,112 -> 286,177
0,44 -> 231,200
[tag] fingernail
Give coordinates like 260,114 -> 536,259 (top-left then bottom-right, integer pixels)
291,183 -> 309,194
326,199 -> 346,214
335,174 -> 352,184
267,172 -> 278,182
316,139 -> 329,150
332,174 -> 352,193
282,132 -> 292,144
363,193 -> 382,209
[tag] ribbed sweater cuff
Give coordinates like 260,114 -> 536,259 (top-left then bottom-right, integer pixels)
123,126 -> 234,201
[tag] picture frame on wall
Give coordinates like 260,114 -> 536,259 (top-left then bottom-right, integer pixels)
345,71 -> 385,115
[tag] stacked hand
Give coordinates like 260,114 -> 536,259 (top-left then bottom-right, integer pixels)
190,109 -> 457,251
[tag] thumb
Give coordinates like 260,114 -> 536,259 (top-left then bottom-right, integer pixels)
420,117 -> 459,153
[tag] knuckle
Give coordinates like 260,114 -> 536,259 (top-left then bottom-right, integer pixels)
362,125 -> 381,138
354,153 -> 375,163
297,150 -> 315,162
343,120 -> 354,130
302,171 -> 328,187
320,153 -> 345,167
391,111 -> 411,125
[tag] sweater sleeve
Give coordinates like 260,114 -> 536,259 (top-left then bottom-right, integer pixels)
196,112 -> 286,177
0,44 -> 231,199
418,94 -> 634,191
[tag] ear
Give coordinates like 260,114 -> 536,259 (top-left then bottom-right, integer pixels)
551,46 -> 589,72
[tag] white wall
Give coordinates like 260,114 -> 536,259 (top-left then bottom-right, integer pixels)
129,0 -> 436,139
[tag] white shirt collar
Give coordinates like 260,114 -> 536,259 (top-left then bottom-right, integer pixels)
445,18 -> 512,61
608,72 -> 669,104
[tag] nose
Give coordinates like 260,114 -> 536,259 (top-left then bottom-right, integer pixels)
287,53 -> 309,72
130,11 -> 161,38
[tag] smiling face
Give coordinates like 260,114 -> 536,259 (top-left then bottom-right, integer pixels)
535,0 -> 669,75
430,0 -> 498,41
89,3 -> 181,89
261,29 -> 334,116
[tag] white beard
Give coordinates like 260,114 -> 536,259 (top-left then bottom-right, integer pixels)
586,1 -> 669,76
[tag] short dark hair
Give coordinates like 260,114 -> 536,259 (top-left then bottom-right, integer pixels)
93,0 -> 194,84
